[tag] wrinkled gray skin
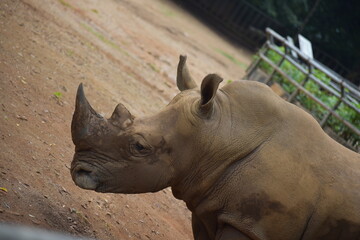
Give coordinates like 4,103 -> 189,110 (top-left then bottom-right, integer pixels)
71,55 -> 360,240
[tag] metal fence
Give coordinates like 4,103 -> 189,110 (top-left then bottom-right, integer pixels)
173,0 -> 351,80
245,28 -> 360,151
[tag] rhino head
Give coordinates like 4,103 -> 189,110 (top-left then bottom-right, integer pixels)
71,55 -> 226,195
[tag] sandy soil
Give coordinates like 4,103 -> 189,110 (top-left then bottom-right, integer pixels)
0,0 -> 251,239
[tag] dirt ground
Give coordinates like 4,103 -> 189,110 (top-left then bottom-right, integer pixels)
0,0 -> 251,239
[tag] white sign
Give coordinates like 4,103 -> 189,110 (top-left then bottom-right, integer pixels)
298,34 -> 313,59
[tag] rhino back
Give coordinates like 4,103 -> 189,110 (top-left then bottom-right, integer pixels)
194,80 -> 360,239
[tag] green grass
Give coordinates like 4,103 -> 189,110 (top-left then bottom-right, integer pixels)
160,6 -> 175,17
58,0 -> 74,9
80,23 -> 129,56
216,49 -> 247,69
53,92 -> 63,99
147,63 -> 160,73
91,9 -> 99,14
65,49 -> 74,57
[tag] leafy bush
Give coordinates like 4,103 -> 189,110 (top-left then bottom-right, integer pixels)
255,47 -> 360,149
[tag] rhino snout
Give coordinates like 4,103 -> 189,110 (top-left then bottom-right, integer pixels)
72,165 -> 99,191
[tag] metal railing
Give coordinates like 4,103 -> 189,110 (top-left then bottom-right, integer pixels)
246,28 -> 360,150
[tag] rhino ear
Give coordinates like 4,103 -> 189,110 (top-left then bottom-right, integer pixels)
199,74 -> 223,115
177,55 -> 197,91
109,103 -> 134,129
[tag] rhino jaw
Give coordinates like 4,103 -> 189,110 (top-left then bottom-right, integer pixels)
72,165 -> 99,191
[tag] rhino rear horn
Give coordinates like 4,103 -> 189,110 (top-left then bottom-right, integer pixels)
71,83 -> 106,144
177,55 -> 197,91
109,103 -> 134,129
199,74 -> 223,116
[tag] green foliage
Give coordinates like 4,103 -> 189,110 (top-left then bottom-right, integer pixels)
256,47 -> 360,148
247,0 -> 310,28
247,0 -> 360,85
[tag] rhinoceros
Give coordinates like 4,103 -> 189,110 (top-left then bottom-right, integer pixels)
70,55 -> 360,240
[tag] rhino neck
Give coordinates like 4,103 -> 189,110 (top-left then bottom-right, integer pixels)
171,138 -> 269,211
170,91 -> 275,210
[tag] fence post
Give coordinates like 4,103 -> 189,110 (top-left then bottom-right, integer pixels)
264,47 -> 286,85
245,42 -> 269,80
288,63 -> 312,103
319,100 -> 341,127
319,79 -> 345,127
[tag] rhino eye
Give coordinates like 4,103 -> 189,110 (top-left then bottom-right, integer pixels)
130,141 -> 152,156
135,142 -> 145,151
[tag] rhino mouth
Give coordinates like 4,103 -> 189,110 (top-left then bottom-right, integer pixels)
72,165 -> 99,190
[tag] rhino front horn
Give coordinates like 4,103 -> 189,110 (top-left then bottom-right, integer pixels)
71,83 -> 105,145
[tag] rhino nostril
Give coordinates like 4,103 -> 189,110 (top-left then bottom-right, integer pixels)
72,166 -> 98,190
76,168 -> 92,176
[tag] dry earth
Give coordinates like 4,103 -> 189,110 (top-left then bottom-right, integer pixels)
0,0 -> 251,239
